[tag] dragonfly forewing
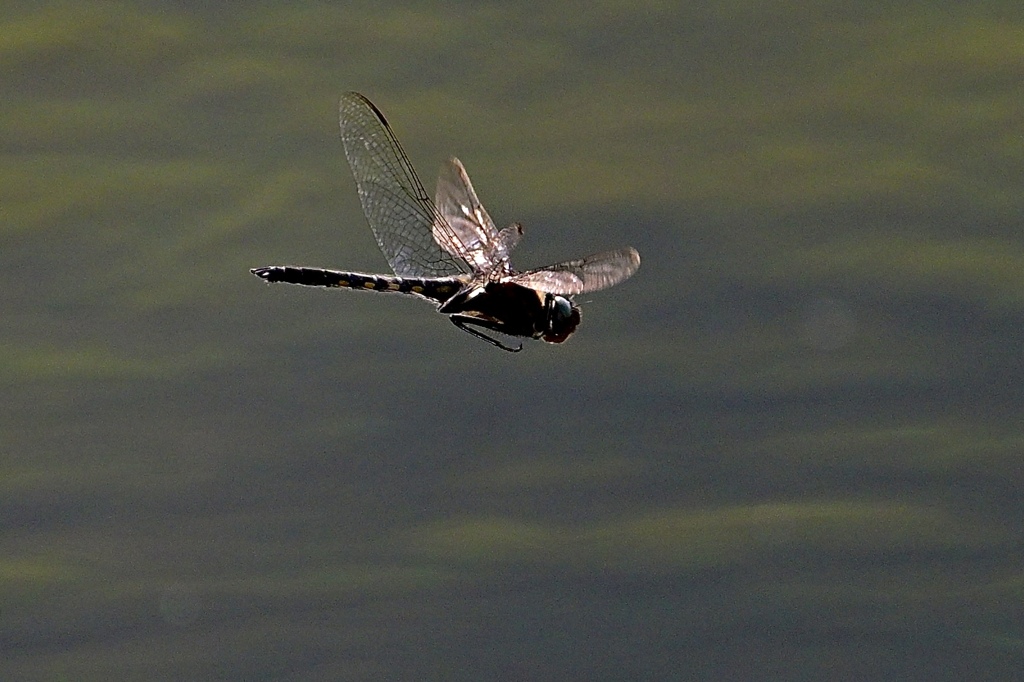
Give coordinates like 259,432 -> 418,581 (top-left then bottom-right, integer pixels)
338,92 -> 469,278
510,247 -> 641,295
433,157 -> 515,274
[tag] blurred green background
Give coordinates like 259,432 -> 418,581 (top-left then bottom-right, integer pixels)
3,1 -> 1024,680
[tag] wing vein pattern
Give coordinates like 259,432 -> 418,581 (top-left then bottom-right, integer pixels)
339,92 -> 469,278
511,247 -> 641,295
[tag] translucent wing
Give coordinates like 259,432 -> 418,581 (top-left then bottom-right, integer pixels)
339,92 -> 469,278
510,247 -> 641,295
434,157 -> 520,274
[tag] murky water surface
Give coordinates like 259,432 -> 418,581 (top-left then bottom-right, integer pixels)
4,2 -> 1024,679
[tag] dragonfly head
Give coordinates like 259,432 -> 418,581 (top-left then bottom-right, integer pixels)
541,295 -> 581,344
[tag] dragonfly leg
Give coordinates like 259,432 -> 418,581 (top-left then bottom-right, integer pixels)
449,316 -> 523,352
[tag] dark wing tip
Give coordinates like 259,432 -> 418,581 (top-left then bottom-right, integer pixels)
583,247 -> 641,291
609,247 -> 641,281
341,91 -> 388,126
624,246 -> 641,269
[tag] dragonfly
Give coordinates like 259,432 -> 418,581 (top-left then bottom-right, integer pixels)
252,92 -> 640,352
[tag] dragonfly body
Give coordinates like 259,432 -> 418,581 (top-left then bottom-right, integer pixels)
251,266 -> 579,349
438,281 -> 581,346
252,92 -> 639,351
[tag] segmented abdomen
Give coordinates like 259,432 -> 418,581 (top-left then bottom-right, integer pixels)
250,266 -> 463,304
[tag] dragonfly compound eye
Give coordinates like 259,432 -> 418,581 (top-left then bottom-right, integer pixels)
542,296 -> 581,344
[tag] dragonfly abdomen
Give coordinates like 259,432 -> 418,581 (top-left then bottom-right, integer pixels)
251,266 -> 463,304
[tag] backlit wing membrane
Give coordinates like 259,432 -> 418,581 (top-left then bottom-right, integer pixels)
511,247 -> 641,295
339,92 -> 469,278
434,157 -> 519,274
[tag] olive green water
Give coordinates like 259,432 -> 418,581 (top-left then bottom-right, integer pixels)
4,2 -> 1024,679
